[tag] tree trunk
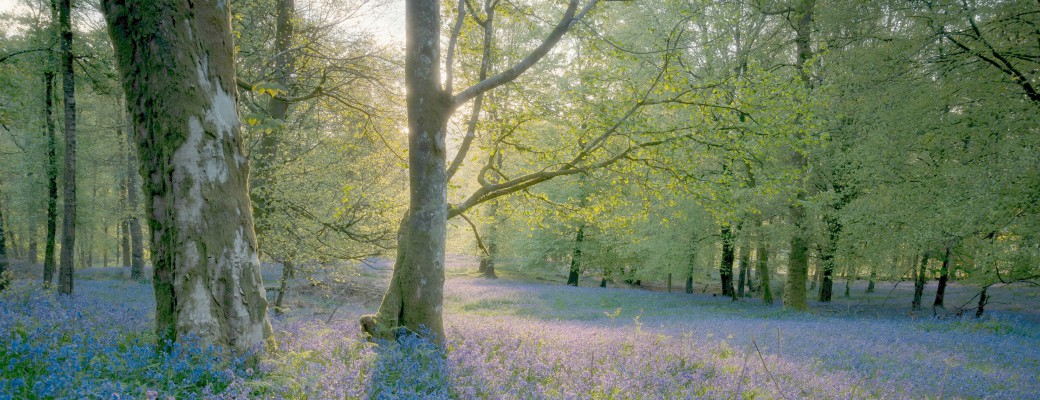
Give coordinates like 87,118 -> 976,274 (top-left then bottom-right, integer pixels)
0,189 -> 9,292
737,245 -> 748,298
251,0 -> 295,260
274,259 -> 292,315
478,200 -> 498,279
27,238 -> 37,265
125,109 -> 145,281
781,0 -> 814,311
819,216 -> 839,302
120,210 -> 130,267
866,265 -> 876,293
719,225 -> 735,299
567,225 -> 584,286
360,0 -> 451,343
975,287 -> 987,318
43,70 -> 58,286
102,0 -> 274,352
844,265 -> 851,298
757,242 -> 772,304
912,252 -> 929,310
933,244 -> 952,308
57,0 -> 76,295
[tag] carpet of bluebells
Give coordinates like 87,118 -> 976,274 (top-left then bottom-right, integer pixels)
2,274 -> 1039,399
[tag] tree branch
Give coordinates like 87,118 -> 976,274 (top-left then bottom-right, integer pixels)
447,4 -> 497,182
444,0 -> 467,95
451,0 -> 600,110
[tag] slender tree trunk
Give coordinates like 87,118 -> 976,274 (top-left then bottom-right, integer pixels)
360,0 -> 450,343
682,249 -> 690,292
274,258 -> 292,315
102,223 -> 109,267
125,108 -> 145,280
737,245 -> 748,297
866,264 -> 877,293
0,189 -> 9,292
819,216 -> 839,302
57,0 -> 76,295
934,244 -> 952,308
719,225 -> 735,297
781,0 -> 815,311
251,0 -> 295,260
975,287 -> 987,318
118,119 -> 131,268
912,252 -> 929,310
43,70 -> 58,285
478,200 -> 498,279
27,238 -> 37,265
567,226 -> 584,286
102,0 -> 274,352
844,265 -> 852,298
756,242 -> 772,304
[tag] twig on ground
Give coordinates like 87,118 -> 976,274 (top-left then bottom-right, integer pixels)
752,337 -> 789,400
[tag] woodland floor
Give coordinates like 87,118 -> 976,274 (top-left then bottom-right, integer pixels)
2,257 -> 1039,399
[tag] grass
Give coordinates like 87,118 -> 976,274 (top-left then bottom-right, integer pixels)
1,265 -> 1039,399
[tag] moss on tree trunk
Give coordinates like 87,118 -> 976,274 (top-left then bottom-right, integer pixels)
102,0 -> 274,353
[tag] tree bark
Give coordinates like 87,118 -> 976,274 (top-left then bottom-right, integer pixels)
819,216 -> 839,302
102,0 -> 274,352
274,259 -> 292,315
719,224 -> 735,298
737,244 -> 748,298
933,243 -> 952,308
43,69 -> 58,286
360,0 -> 451,343
757,241 -> 772,304
866,268 -> 876,293
685,249 -> 695,294
912,252 -> 929,310
781,0 -> 815,310
251,0 -> 295,257
56,0 -> 76,295
0,188 -> 8,292
477,198 -> 499,279
567,226 -> 584,286
975,287 -> 987,318
126,109 -> 145,281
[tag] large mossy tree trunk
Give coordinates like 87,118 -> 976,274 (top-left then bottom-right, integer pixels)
102,0 -> 274,353
781,0 -> 815,311
57,0 -> 76,295
719,224 -> 735,299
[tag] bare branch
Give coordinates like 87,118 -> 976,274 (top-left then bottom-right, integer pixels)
457,211 -> 491,256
